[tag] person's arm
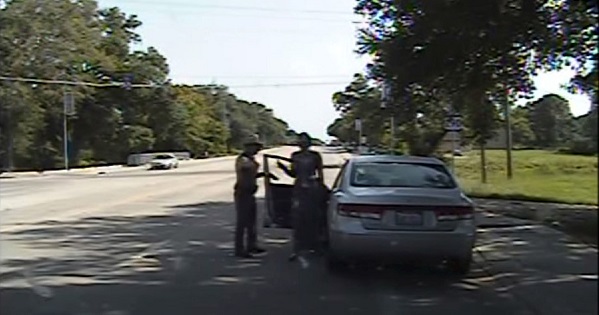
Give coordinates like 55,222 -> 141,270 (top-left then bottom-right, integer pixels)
256,172 -> 279,180
277,155 -> 297,178
315,151 -> 324,184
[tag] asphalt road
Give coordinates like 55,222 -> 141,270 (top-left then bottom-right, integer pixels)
0,147 -> 595,315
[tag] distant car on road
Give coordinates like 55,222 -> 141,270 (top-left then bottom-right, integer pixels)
325,154 -> 476,274
148,153 -> 179,170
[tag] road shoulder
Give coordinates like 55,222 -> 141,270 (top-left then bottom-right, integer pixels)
476,211 -> 598,315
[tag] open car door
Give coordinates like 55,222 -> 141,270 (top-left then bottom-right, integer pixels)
262,154 -> 332,230
262,154 -> 294,228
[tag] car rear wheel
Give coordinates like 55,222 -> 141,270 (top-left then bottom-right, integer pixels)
447,255 -> 472,275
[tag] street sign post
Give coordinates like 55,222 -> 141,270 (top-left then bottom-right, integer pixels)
381,81 -> 392,109
123,74 -> 133,90
63,92 -> 75,116
380,81 -> 396,152
444,115 -> 463,132
355,118 -> 362,149
444,114 -> 463,173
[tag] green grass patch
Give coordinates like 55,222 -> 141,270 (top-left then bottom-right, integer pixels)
454,150 -> 598,205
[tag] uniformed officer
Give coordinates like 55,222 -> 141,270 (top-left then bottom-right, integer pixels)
277,132 -> 325,263
234,134 -> 277,258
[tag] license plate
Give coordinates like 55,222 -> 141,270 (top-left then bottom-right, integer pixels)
395,212 -> 423,226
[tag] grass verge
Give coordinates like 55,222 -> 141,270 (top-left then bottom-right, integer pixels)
454,149 -> 598,205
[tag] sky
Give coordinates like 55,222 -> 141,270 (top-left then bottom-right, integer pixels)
98,0 -> 592,140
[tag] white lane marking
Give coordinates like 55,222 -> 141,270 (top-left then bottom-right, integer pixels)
20,267 -> 54,298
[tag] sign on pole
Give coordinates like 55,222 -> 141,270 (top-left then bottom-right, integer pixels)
444,113 -> 462,174
64,91 -> 76,116
123,74 -> 133,90
444,115 -> 463,132
381,81 -> 392,109
355,118 -> 362,131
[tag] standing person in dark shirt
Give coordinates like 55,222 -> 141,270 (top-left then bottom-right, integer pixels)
277,132 -> 325,264
234,134 -> 277,258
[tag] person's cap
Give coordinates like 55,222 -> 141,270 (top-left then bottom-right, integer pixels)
244,134 -> 263,147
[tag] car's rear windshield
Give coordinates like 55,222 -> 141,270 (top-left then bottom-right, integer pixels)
154,155 -> 174,159
349,162 -> 457,189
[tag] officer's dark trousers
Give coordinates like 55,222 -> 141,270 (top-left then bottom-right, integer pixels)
234,192 -> 257,254
292,187 -> 320,254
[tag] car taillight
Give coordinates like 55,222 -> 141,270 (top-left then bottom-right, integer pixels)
435,206 -> 474,220
337,204 -> 383,219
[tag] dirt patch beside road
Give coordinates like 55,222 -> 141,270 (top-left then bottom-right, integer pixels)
474,198 -> 598,245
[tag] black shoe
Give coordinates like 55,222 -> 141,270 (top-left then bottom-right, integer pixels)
235,252 -> 254,258
249,247 -> 267,254
288,253 -> 298,261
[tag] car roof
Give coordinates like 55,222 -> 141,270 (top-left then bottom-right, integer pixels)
349,154 -> 444,165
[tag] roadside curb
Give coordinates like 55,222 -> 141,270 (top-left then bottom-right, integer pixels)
474,198 -> 598,246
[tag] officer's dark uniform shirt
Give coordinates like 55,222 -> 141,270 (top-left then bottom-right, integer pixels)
234,153 -> 259,194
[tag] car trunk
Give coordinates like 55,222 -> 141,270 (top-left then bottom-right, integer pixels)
342,187 -> 473,231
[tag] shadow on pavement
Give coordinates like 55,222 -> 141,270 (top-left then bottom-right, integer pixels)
1,200 -> 578,315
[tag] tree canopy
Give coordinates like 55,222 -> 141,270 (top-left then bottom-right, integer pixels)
0,0 -> 293,170
328,0 -> 597,156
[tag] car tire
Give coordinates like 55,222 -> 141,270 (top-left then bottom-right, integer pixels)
447,255 -> 472,275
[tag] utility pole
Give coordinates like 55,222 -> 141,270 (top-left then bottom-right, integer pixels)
389,115 -> 395,153
504,88 -> 513,179
6,100 -> 14,172
63,87 -> 75,170
480,142 -> 487,183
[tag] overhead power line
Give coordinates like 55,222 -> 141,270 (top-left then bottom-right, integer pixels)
0,76 -> 155,88
227,81 -> 349,88
117,0 -> 355,16
175,74 -> 351,79
108,1 -> 361,23
0,75 -> 350,89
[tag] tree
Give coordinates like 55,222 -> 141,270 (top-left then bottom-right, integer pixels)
526,94 -> 574,148
351,0 -> 597,155
510,106 -> 536,147
0,0 -> 293,170
328,74 -> 393,147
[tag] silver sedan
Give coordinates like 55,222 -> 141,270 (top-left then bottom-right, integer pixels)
326,155 -> 476,274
